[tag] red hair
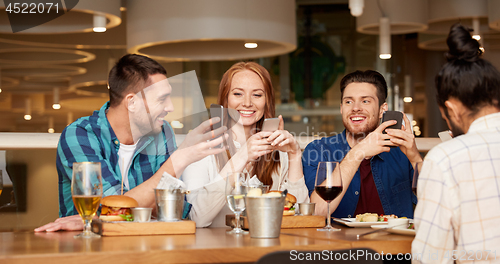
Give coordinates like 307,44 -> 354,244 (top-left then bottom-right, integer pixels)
216,62 -> 280,186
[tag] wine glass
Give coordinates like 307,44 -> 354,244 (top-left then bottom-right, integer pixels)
315,161 -> 342,231
0,170 -> 3,198
226,172 -> 249,234
72,162 -> 103,238
412,162 -> 423,195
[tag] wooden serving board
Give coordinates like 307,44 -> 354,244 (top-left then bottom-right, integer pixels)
281,215 -> 326,228
92,219 -> 196,236
226,215 -> 326,229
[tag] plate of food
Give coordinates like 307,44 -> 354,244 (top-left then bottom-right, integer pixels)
332,213 -> 399,228
370,223 -> 415,236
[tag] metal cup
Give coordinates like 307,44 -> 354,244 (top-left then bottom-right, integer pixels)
131,207 -> 152,222
245,196 -> 285,238
154,188 -> 185,222
298,203 -> 315,216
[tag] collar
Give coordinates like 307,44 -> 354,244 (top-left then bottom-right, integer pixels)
467,112 -> 500,134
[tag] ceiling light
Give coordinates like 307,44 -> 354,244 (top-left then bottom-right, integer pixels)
472,18 -> 481,41
403,75 -> 412,103
53,87 -> 61,110
127,0 -> 296,61
349,0 -> 364,17
244,42 -> 258,49
379,17 -> 391,60
24,98 -> 31,121
48,117 -> 54,133
93,13 -> 107,33
67,112 -> 74,126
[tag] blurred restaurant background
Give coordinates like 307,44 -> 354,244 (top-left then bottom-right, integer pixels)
1,0 -> 500,230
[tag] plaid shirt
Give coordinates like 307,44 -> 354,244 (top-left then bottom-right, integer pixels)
412,112 -> 500,263
56,102 -> 177,217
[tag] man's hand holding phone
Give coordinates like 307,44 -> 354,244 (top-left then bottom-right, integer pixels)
383,111 -> 423,165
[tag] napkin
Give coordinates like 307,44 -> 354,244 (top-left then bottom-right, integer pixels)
248,174 -> 262,187
157,172 -> 186,190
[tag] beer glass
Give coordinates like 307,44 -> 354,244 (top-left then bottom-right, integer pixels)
0,170 -> 3,197
72,162 -> 103,238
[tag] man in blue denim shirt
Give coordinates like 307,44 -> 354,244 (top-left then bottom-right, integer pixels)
303,70 -> 421,219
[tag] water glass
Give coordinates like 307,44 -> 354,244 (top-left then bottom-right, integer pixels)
225,172 -> 249,234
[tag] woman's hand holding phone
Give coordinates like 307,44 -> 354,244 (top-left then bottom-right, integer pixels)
240,132 -> 274,162
266,115 -> 300,155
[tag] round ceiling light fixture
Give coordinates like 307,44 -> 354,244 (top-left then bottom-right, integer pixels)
127,0 -> 296,61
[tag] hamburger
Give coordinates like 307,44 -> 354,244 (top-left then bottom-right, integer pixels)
100,195 -> 138,221
268,191 -> 297,216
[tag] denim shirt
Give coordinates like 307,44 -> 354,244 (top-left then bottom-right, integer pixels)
302,130 -> 417,218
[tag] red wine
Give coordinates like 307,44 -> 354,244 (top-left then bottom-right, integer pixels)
315,186 -> 342,202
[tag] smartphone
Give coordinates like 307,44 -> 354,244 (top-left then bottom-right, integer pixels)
381,111 -> 404,134
438,130 -> 453,142
262,117 -> 280,132
209,104 -> 224,148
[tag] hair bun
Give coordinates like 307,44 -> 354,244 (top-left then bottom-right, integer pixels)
445,23 -> 482,62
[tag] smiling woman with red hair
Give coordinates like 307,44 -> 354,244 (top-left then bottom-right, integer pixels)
182,61 -> 309,228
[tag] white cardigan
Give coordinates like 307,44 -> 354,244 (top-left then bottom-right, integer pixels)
181,141 -> 309,228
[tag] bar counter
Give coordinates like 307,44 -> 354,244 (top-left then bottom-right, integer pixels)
1,225 -> 413,264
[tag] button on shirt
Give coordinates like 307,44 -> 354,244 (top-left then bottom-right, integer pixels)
56,102 -> 177,217
302,130 -> 417,218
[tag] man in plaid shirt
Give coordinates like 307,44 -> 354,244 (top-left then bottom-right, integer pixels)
412,23 -> 500,263
35,54 -> 226,232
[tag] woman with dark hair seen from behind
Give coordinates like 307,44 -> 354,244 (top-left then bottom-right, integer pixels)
182,62 -> 309,228
412,23 -> 500,262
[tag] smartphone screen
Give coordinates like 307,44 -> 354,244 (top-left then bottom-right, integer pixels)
438,130 -> 453,142
209,104 -> 224,148
262,118 -> 280,132
381,111 -> 403,134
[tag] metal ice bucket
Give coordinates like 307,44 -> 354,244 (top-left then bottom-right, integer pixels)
154,188 -> 185,221
245,195 -> 285,238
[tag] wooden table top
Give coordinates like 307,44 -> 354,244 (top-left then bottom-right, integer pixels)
0,225 -> 413,264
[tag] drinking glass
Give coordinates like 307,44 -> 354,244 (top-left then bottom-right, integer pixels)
412,162 -> 423,195
315,161 -> 342,231
72,162 -> 103,238
225,172 -> 249,234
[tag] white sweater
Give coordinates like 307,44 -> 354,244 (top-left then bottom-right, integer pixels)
181,142 -> 309,228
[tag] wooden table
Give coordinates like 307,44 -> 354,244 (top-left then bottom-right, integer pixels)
0,225 -> 413,264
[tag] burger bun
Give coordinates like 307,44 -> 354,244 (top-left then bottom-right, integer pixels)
99,215 -> 125,222
101,195 -> 138,208
283,210 -> 295,216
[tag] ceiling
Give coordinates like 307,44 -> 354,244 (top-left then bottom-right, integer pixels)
1,0 -> 499,134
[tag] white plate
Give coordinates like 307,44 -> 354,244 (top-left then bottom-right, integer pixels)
371,225 -> 416,236
332,218 -> 388,228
